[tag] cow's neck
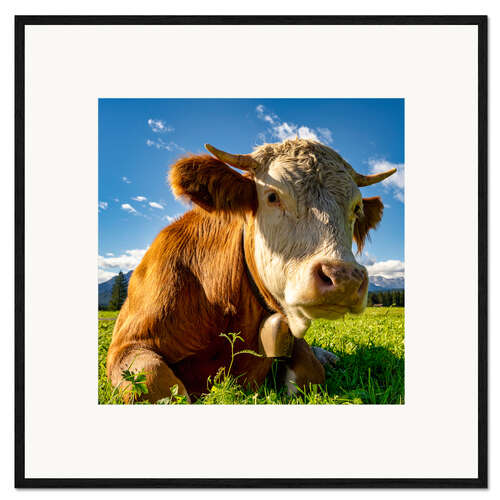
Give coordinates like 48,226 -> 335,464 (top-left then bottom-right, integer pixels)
242,221 -> 284,316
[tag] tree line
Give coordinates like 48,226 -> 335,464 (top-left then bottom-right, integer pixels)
367,289 -> 404,307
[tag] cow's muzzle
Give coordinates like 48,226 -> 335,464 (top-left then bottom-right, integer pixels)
308,260 -> 368,312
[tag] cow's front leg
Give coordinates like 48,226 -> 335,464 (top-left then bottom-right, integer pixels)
282,338 -> 325,394
108,348 -> 190,403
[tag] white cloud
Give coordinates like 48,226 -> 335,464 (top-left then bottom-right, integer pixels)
317,127 -> 333,144
98,269 -> 117,284
121,202 -> 159,219
98,248 -> 148,273
148,118 -> 174,133
149,201 -> 164,209
105,252 -> 114,256
255,105 -> 333,145
368,159 -> 405,203
146,138 -> 184,152
121,203 -> 137,214
98,201 -> 108,210
132,195 -> 147,202
122,176 -> 132,184
358,251 -> 376,266
256,131 -> 266,144
113,198 -> 119,202
366,259 -> 405,279
162,213 -> 183,223
272,122 -> 320,142
256,104 -> 278,125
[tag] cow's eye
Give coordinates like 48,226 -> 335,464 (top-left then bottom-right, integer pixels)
267,192 -> 280,205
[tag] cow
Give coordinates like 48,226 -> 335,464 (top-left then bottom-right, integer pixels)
106,139 -> 396,402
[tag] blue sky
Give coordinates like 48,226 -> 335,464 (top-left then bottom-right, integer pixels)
98,99 -> 404,283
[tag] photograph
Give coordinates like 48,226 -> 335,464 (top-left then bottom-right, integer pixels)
98,98 -> 405,405
16,15 -> 485,486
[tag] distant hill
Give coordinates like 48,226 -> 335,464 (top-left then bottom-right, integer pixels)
99,269 -> 404,307
368,275 -> 404,292
98,270 -> 133,308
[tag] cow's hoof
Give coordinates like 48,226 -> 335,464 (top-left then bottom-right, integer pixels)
311,346 -> 339,368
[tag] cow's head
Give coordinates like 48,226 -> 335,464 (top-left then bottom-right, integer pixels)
170,139 -> 396,337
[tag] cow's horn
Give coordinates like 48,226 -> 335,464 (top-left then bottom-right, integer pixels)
343,161 -> 397,187
205,144 -> 259,172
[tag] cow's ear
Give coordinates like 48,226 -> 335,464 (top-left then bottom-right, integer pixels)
353,196 -> 384,253
169,154 -> 257,216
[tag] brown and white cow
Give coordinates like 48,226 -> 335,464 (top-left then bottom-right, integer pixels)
106,139 -> 395,402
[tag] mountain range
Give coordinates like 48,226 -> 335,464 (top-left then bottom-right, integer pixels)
99,269 -> 403,307
368,275 -> 404,291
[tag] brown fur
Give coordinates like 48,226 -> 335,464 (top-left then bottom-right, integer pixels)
353,196 -> 384,253
107,209 -> 272,399
284,339 -> 326,387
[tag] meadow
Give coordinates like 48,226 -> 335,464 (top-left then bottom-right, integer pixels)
98,307 -> 404,405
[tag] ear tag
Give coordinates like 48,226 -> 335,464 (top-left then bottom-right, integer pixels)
258,313 -> 294,358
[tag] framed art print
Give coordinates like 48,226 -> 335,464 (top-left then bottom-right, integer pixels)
15,15 -> 487,487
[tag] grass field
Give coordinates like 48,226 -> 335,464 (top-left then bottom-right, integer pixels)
98,310 -> 120,320
98,307 -> 404,405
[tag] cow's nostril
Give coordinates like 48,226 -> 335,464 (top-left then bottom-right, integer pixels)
317,266 -> 333,286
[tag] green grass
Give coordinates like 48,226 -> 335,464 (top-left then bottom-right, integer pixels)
98,310 -> 120,320
98,307 -> 404,405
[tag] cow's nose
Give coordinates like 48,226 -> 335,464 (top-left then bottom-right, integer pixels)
313,261 -> 368,301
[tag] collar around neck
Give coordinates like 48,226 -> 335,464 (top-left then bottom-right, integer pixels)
240,228 -> 277,316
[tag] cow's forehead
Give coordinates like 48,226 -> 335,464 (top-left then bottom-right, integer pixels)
252,139 -> 359,206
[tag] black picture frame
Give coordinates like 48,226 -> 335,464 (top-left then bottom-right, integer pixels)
14,15 -> 488,489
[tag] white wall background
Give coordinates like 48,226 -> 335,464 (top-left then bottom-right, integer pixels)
1,0 -> 498,498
